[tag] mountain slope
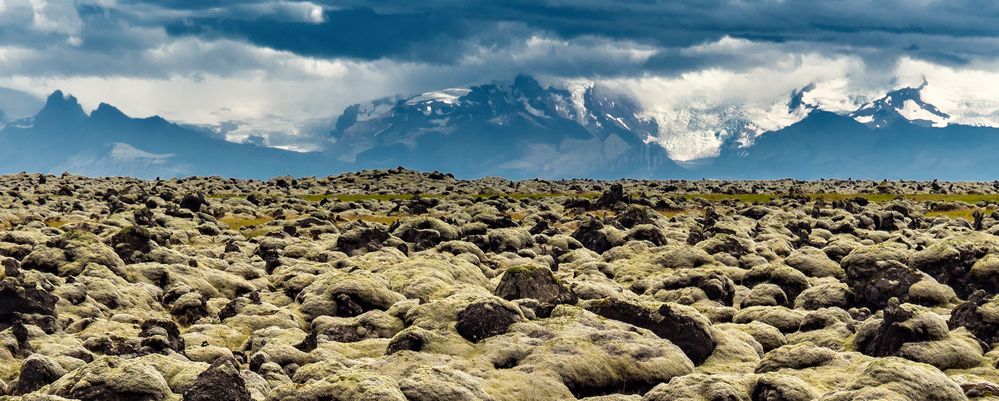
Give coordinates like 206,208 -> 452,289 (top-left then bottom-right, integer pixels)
0,91 -> 329,179
849,81 -> 951,128
705,110 -> 999,180
0,87 -> 44,124
6,80 -> 999,181
327,75 -> 687,179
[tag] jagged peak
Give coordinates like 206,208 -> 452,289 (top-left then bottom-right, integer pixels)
850,80 -> 950,128
36,90 -> 87,122
91,102 -> 128,120
43,90 -> 82,110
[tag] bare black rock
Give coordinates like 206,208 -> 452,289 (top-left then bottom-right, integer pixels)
455,301 -> 520,343
183,358 -> 252,401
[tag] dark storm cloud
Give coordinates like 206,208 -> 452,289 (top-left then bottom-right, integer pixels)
163,7 -> 476,63
4,0 -> 999,86
123,0 -> 998,72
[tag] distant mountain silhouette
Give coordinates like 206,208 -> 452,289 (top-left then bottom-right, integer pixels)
705,110 -> 999,180
0,91 -> 327,178
5,79 -> 999,180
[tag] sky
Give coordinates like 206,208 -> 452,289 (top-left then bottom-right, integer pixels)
3,0 -> 999,149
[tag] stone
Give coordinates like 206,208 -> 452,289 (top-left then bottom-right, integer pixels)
183,357 -> 252,401
455,301 -> 521,343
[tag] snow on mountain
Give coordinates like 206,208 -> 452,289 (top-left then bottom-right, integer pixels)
405,88 -> 471,106
849,81 -> 951,128
326,75 -> 683,178
8,81 -> 999,180
637,89 -> 814,161
333,75 -> 999,167
332,76 -> 827,165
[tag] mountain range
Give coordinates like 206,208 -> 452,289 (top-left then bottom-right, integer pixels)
2,76 -> 999,180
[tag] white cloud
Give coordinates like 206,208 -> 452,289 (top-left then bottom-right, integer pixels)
896,58 -> 999,127
4,21 -> 999,160
27,0 -> 82,35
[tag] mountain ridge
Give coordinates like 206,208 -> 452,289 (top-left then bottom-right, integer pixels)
4,77 -> 999,180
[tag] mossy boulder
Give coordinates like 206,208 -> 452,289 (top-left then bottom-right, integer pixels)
495,265 -> 577,317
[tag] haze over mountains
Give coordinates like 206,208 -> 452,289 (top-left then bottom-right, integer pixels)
3,76 -> 999,180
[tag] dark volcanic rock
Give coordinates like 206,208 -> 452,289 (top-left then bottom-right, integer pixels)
855,298 -> 945,357
0,278 -> 57,323
109,226 -> 154,264
455,301 -> 520,343
949,290 -> 999,346
183,358 -> 252,401
495,265 -> 577,317
19,247 -> 66,274
179,192 -> 207,212
386,328 -> 430,355
572,218 -> 613,254
139,318 -> 186,354
593,183 -> 626,210
586,298 -> 715,364
615,205 -> 659,229
335,226 -> 392,255
843,256 -> 922,310
10,355 -> 65,395
658,270 -> 737,306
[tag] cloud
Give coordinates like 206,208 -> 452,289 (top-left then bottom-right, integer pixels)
5,0 -> 999,151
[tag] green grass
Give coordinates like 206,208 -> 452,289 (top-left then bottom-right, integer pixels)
45,219 -> 69,228
219,215 -> 278,239
807,193 -> 900,202
219,215 -> 273,230
902,194 -> 999,203
925,208 -> 994,222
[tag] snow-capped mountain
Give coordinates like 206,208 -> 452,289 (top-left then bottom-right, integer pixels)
849,81 -> 951,128
327,75 -> 685,178
328,75 -> 822,169
7,78 -> 999,180
323,76 -> 999,179
642,96 -> 813,162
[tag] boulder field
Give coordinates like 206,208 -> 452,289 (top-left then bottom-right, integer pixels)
0,169 -> 997,400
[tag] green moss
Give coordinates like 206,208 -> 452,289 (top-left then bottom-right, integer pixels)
303,192 -> 599,202
62,229 -> 100,244
506,265 -> 543,274
242,227 -> 277,239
